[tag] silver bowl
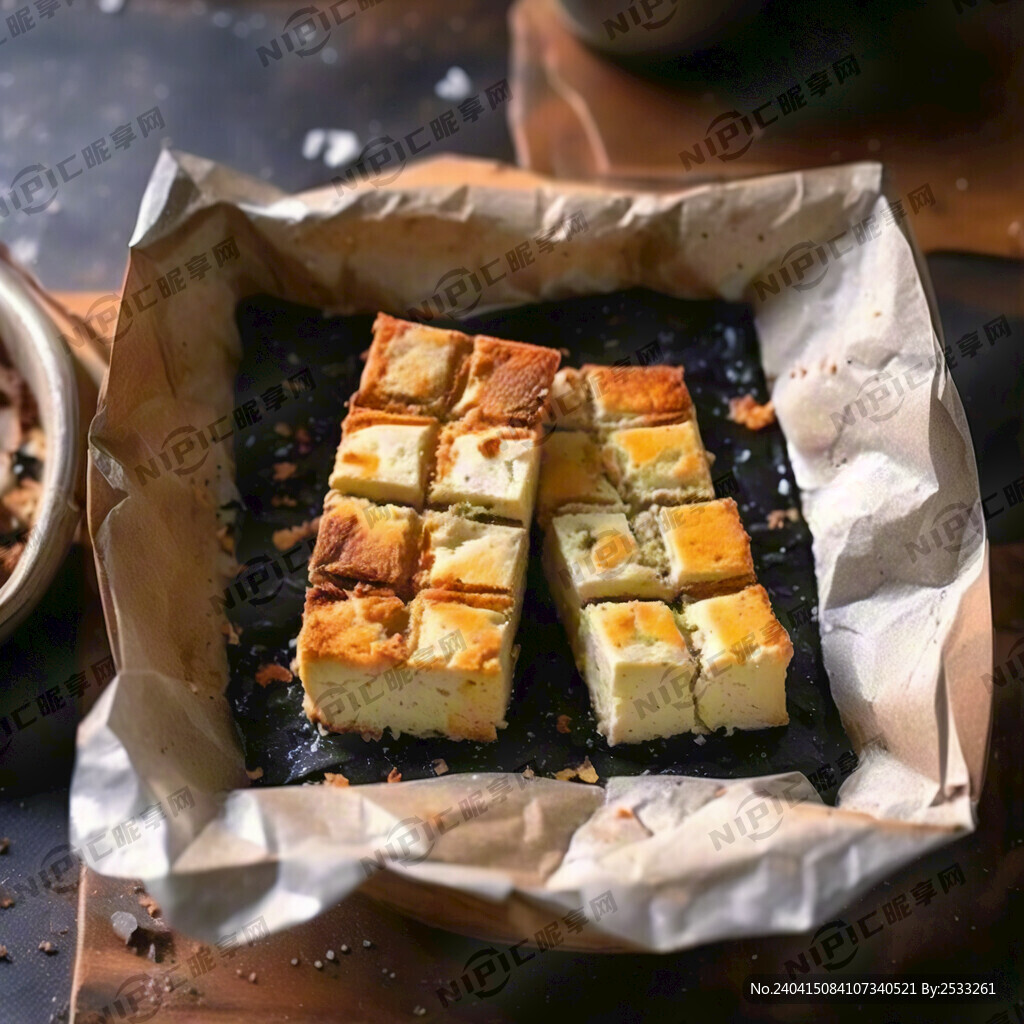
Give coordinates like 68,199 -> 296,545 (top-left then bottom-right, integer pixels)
0,260 -> 82,645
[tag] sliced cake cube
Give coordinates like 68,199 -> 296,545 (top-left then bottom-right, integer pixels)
329,410 -> 438,508
684,585 -> 792,733
308,491 -> 420,592
353,313 -> 473,417
603,420 -> 714,507
298,585 -> 411,737
545,511 -> 672,607
655,497 -> 755,595
536,431 -> 623,525
449,334 -> 561,427
417,511 -> 528,595
546,367 -> 592,431
402,589 -> 518,742
585,363 -> 693,428
428,423 -> 541,524
580,600 -> 698,745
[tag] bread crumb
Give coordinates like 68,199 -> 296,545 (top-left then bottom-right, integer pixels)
215,525 -> 235,554
0,945 -> 8,961
432,758 -> 449,776
246,767 -> 264,781
766,508 -> 800,530
0,838 -> 9,855
271,495 -> 299,507
0,896 -> 14,909
553,766 -> 578,782
615,807 -> 635,819
38,941 -> 57,955
324,772 -> 350,788
728,394 -> 775,430
521,766 -> 535,780
555,714 -> 571,734
138,894 -> 161,919
255,663 -> 293,687
274,422 -> 293,437
386,768 -> 402,784
272,462 -> 297,481
576,757 -> 599,784
221,620 -> 243,645
272,518 -> 320,551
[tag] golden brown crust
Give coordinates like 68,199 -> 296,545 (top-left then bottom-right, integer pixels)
308,492 -> 420,592
353,313 -> 474,416
659,497 -> 756,586
298,585 -> 409,668
455,335 -> 561,427
341,408 -> 439,437
728,394 -> 776,430
583,364 -> 693,425
431,421 -> 540,482
411,588 -> 513,674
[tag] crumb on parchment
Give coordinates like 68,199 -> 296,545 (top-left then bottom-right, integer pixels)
729,394 -> 775,430
386,768 -> 402,783
554,756 -> 599,784
324,772 -> 350,787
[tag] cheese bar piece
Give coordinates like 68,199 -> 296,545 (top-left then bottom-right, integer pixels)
545,511 -> 672,609
417,511 -> 528,595
580,601 -> 698,745
585,363 -> 693,428
546,367 -> 592,431
298,585 -> 411,737
353,313 -> 473,417
329,411 -> 438,508
536,431 -> 622,526
603,420 -> 714,507
684,585 -> 792,733
401,589 -> 518,741
654,497 -> 755,595
309,492 -> 420,592
450,334 -> 561,427
428,423 -> 541,524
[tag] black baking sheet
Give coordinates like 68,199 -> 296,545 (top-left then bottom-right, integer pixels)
224,289 -> 853,799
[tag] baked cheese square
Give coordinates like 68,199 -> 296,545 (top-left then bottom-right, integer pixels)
546,367 -> 592,431
580,600 -> 698,745
329,410 -> 438,508
684,584 -> 792,733
308,491 -> 420,592
400,589 -> 518,742
603,420 -> 714,507
656,497 -> 755,595
545,511 -> 672,605
353,313 -> 473,417
450,334 -> 561,427
428,423 -> 541,524
585,363 -> 693,428
536,431 -> 622,526
417,511 -> 528,595
298,585 -> 411,738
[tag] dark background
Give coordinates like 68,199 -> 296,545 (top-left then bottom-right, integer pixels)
0,1 -> 1021,1022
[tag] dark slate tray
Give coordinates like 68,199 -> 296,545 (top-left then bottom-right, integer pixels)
223,289 -> 852,800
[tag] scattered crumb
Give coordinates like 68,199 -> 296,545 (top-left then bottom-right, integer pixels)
271,495 -> 299,507
326,949 -> 336,961
615,807 -> 635,819
431,758 -> 448,776
576,757 -> 599,784
294,427 -> 313,453
314,959 -> 324,970
556,714 -> 572,734
38,941 -> 57,955
324,772 -> 350,788
0,945 -> 8,961
413,1008 -> 427,1017
274,422 -> 292,437
272,517 -> 320,552
111,911 -> 138,943
290,957 -> 299,966
215,525 -> 235,554
362,939 -> 373,948
138,895 -> 161,919
0,838 -> 9,855
340,944 -> 350,954
248,972 -> 257,983
255,663 -> 293,687
246,767 -> 264,781
1,896 -> 14,909
729,394 -> 776,430
386,768 -> 402,784
521,767 -> 535,780
221,620 -> 243,645
553,766 -> 577,782
766,508 -> 800,530
360,729 -> 383,742
272,461 -> 298,481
